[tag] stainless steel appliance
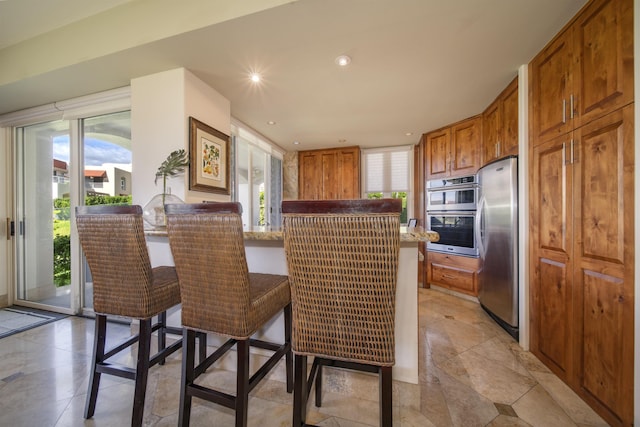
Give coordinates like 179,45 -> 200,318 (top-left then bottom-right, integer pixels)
426,175 -> 478,257
426,211 -> 478,257
476,156 -> 518,339
426,175 -> 477,211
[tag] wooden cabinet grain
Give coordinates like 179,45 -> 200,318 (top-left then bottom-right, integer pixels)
530,105 -> 634,427
528,3 -> 634,424
426,251 -> 479,297
298,146 -> 360,200
530,0 -> 633,145
482,77 -> 518,165
425,115 -> 481,180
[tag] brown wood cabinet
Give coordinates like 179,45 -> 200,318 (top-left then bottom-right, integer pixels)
482,77 -> 518,165
426,252 -> 479,297
298,146 -> 360,200
530,105 -> 634,427
530,0 -> 633,145
425,115 -> 481,180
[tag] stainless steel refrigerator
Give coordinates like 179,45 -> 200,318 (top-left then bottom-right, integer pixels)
476,155 -> 518,339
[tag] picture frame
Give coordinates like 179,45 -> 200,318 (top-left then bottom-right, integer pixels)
189,117 -> 230,195
407,218 -> 418,228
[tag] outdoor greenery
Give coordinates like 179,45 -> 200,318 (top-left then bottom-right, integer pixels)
367,192 -> 408,223
52,195 -> 132,287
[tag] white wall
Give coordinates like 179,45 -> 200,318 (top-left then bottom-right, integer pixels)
131,67 -> 231,266
131,67 -> 231,207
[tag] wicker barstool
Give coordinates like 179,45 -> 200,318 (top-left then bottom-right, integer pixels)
164,202 -> 293,427
282,199 -> 401,427
76,205 -> 185,427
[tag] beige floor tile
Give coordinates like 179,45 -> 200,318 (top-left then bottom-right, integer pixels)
0,288 -> 612,427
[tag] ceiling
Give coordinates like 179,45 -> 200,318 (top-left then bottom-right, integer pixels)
0,0 -> 587,151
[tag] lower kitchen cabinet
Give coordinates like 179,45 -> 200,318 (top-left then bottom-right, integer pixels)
426,251 -> 479,297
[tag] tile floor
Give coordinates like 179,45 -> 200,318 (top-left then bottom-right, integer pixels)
0,288 -> 609,426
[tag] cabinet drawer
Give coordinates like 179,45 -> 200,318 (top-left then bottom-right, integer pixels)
427,251 -> 479,296
430,263 -> 475,293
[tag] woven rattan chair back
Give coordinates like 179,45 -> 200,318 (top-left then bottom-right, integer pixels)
282,199 -> 401,366
76,204 -> 186,427
164,202 -> 256,338
76,204 -> 158,318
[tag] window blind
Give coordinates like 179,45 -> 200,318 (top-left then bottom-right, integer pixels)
363,146 -> 411,193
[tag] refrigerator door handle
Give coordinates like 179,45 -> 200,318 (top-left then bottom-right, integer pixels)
475,195 -> 486,259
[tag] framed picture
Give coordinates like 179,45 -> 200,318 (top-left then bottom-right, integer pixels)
189,117 -> 230,195
408,218 -> 418,227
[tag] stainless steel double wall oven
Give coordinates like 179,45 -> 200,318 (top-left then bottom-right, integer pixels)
426,175 -> 478,257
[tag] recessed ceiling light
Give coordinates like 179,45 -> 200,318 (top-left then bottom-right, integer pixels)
250,73 -> 261,83
267,120 -> 276,125
335,55 -> 351,67
293,141 -> 300,145
405,132 -> 413,136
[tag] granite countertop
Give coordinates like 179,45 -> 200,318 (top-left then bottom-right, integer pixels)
146,225 -> 439,243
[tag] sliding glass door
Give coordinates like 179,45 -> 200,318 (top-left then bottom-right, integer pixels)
15,120 -> 72,309
14,111 -> 131,313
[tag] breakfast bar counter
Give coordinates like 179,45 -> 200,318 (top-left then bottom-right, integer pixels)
145,226 -> 438,384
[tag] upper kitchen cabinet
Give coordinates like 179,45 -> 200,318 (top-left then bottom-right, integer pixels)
482,77 -> 518,165
425,115 -> 481,180
298,146 -> 360,200
530,0 -> 633,144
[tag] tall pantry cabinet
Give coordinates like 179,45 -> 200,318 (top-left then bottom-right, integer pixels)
529,0 -> 634,425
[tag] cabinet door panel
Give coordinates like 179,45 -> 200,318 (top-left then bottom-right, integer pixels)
579,268 -> 626,420
571,106 -> 634,426
299,152 -> 322,199
573,0 -> 633,128
482,99 -> 500,165
574,110 -> 626,264
426,130 -> 449,179
531,30 -> 573,143
534,137 -> 572,254
450,117 -> 480,177
536,257 -> 572,377
338,149 -> 360,199
530,134 -> 573,381
321,152 -> 338,199
501,78 -> 519,156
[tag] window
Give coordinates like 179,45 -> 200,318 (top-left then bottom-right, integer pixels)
120,177 -> 127,191
362,145 -> 412,224
231,120 -> 283,228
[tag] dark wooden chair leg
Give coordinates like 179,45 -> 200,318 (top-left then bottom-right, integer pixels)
158,311 -> 167,365
131,318 -> 152,427
284,304 -> 293,393
380,366 -> 393,427
84,314 -> 107,419
198,332 -> 207,365
235,339 -> 250,427
293,354 -> 308,427
315,363 -> 323,407
179,329 -> 196,427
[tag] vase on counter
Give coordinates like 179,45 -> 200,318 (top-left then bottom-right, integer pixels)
142,192 -> 183,228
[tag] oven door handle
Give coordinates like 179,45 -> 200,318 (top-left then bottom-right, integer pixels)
475,196 -> 486,259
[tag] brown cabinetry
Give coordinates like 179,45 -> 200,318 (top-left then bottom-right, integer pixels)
425,115 -> 481,180
530,105 -> 634,427
426,252 -> 479,297
298,146 -> 360,200
530,0 -> 633,145
482,77 -> 518,165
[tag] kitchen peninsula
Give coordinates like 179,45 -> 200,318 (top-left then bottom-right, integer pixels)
145,226 -> 438,384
